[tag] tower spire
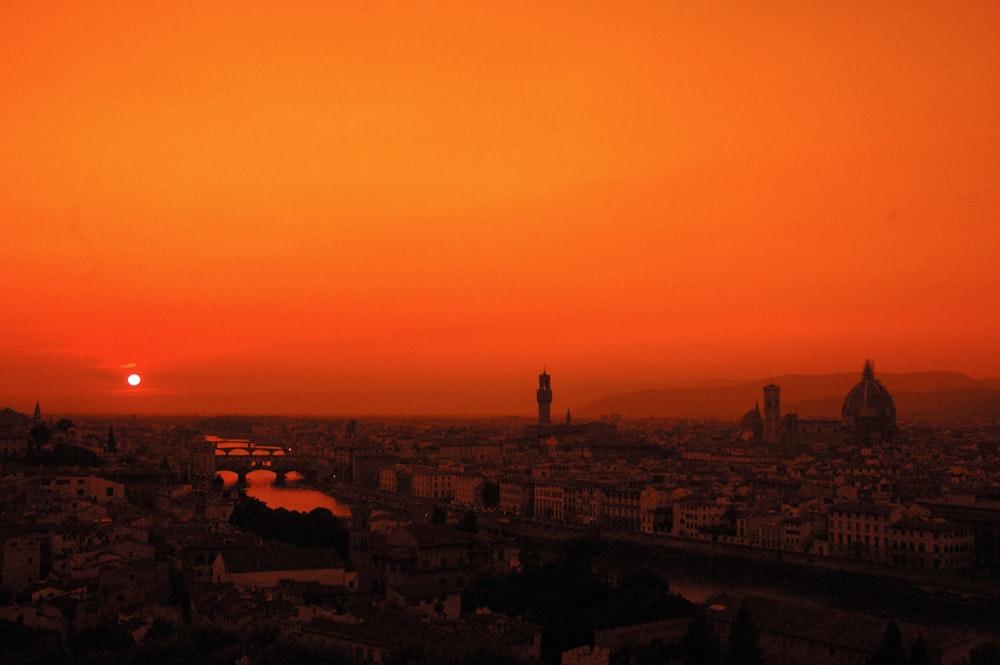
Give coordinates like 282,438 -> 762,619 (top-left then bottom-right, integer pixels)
536,369 -> 552,432
763,383 -> 781,446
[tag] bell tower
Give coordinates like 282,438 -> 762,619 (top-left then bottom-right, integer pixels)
537,369 -> 552,430
763,383 -> 781,445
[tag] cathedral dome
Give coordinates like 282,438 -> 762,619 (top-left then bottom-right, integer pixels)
842,361 -> 896,435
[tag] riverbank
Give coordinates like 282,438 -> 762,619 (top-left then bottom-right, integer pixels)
497,518 -> 1000,640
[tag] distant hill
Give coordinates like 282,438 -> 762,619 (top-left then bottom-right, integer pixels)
576,371 -> 1000,422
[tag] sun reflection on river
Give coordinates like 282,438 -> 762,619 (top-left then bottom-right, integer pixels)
219,470 -> 351,517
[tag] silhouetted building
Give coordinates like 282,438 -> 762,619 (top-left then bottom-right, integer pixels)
842,360 -> 897,440
763,383 -> 781,445
1,537 -> 43,595
537,369 -> 552,431
524,370 -> 620,447
743,361 -> 897,447
212,546 -> 356,589
739,403 -> 763,441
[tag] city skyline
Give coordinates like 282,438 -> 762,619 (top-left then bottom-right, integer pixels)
5,362 -> 998,419
3,2 -> 999,415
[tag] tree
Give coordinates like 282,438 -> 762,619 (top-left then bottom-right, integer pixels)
457,509 -> 478,534
909,635 -> 931,665
723,504 -> 739,527
107,426 -> 117,454
228,497 -> 350,561
168,569 -> 192,624
680,611 -> 721,665
601,570 -> 693,628
430,506 -> 447,524
480,481 -> 500,508
28,423 -> 51,453
723,603 -> 763,665
869,621 -> 907,665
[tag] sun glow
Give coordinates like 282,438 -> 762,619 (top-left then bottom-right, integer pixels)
127,373 -> 141,387
1,3 -> 998,414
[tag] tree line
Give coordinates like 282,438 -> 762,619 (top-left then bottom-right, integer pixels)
228,496 -> 350,561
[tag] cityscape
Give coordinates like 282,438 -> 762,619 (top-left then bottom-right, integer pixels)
2,363 -> 999,664
3,2 -> 1000,664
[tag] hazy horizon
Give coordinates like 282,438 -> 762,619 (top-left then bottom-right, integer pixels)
6,364 -> 998,419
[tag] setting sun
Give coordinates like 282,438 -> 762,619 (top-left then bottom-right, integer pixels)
1,2 -> 998,415
127,374 -> 141,387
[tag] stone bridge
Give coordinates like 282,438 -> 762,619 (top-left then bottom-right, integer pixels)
213,441 -> 307,484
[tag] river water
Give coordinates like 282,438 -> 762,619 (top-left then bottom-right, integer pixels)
220,470 -> 351,517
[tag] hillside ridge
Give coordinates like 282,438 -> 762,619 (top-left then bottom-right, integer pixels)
576,371 -> 1000,421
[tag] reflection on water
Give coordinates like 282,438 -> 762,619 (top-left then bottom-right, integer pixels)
219,470 -> 351,517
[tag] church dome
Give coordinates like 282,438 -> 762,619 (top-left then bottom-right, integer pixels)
740,403 -> 762,427
739,403 -> 763,440
842,361 -> 896,435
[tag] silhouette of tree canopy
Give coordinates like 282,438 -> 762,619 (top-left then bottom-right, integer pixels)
869,621 -> 907,665
462,541 -> 692,665
168,569 -> 192,624
723,603 -> 763,665
28,423 -> 51,445
565,533 -> 606,565
228,497 -> 350,561
430,505 -> 447,524
457,509 -> 478,533
680,611 -> 721,665
597,569 -> 693,629
480,481 -> 500,508
909,635 -> 931,665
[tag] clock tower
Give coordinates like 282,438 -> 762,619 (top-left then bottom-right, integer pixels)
537,370 -> 552,430
763,383 -> 781,445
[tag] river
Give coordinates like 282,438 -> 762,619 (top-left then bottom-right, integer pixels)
219,470 -> 351,517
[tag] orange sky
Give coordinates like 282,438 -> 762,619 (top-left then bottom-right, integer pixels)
2,2 -> 999,415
